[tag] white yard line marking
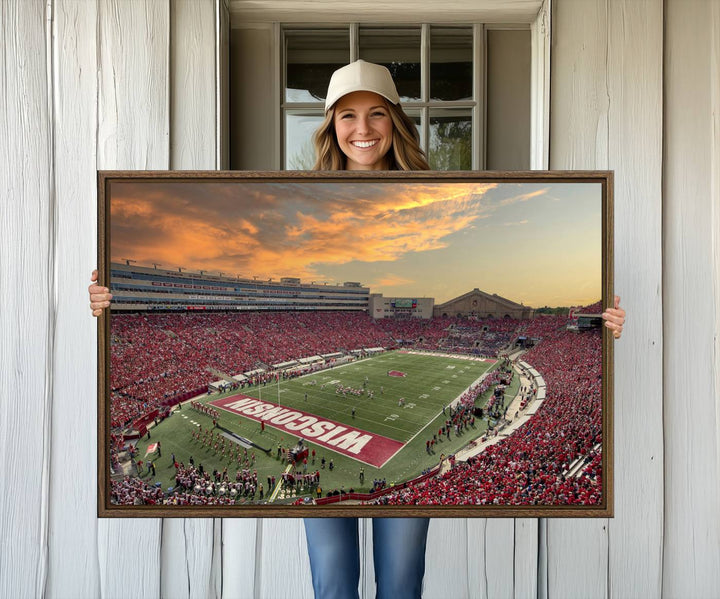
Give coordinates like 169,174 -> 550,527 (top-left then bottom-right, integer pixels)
268,463 -> 294,503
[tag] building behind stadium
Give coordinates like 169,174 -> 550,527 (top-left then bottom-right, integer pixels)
109,262 -> 370,313
109,262 -> 534,321
433,288 -> 534,319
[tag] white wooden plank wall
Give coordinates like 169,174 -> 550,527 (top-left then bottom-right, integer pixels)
47,0 -> 101,597
713,10 -> 720,558
513,518 -> 540,598
169,0 -> 217,171
605,1 -> 664,597
530,0 -> 550,170
550,2 -> 664,599
548,3 -> 611,595
222,517 -> 259,598
663,1 -> 720,597
257,518 -> 314,598
95,0 -> 168,597
2,0 -> 720,597
0,2 -> 53,598
425,519 -> 471,598
469,519 -> 516,598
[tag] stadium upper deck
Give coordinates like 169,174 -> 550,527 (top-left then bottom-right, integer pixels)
109,262 -> 370,312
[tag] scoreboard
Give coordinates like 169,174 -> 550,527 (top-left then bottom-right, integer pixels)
369,295 -> 434,319
391,298 -> 417,309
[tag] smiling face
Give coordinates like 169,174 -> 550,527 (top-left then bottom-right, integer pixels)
333,91 -> 394,171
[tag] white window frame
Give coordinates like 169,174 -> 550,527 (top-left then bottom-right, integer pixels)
235,1 -> 551,171
281,23 -> 489,171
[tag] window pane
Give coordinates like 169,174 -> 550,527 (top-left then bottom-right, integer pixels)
402,109 -> 423,148
359,27 -> 421,102
285,30 -> 350,103
429,109 -> 472,170
285,112 -> 324,169
430,27 -> 473,101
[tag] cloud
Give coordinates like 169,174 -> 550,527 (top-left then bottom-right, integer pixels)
498,186 -> 550,206
107,178 -> 601,306
111,194 -> 262,275
110,180 -> 497,279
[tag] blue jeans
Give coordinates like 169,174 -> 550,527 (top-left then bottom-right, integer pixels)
303,517 -> 430,599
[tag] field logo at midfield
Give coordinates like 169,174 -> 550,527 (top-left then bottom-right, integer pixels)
209,395 -> 403,467
387,370 -> 406,377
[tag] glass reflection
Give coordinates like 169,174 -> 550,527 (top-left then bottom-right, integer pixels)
285,112 -> 324,170
430,27 -> 473,101
359,27 -> 421,102
286,30 -> 350,103
429,110 -> 472,170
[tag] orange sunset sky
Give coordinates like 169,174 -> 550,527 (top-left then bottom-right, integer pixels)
110,179 -> 602,307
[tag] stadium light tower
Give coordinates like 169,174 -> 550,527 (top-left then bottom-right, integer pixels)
152,263 -> 162,269
119,258 -> 136,266
177,267 -> 185,272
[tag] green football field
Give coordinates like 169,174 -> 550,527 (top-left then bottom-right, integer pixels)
131,351 -> 519,502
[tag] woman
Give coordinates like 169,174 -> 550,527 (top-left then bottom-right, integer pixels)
311,60 -> 428,172
301,60 -> 432,599
89,60 -> 626,598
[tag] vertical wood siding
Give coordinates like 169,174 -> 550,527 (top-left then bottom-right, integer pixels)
96,1 -> 169,597
426,519 -> 476,598
713,18 -> 720,597
513,518 -> 540,599
1,1 -> 718,597
169,0 -> 217,171
530,0 -> 550,171
222,518 -> 259,598
550,2 -> 664,599
663,1 -> 720,596
257,519 -> 314,598
47,0 -> 101,597
549,3 -> 611,595
0,1 -> 53,598
605,1 -> 664,597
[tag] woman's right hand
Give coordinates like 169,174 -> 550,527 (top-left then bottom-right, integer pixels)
89,269 -> 112,317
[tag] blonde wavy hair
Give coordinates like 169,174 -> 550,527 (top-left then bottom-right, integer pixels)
312,100 -> 430,171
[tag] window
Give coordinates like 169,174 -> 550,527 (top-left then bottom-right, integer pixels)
229,23 -> 531,171
283,25 -> 484,170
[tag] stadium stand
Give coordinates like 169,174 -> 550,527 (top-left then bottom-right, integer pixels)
109,311 -> 520,430
108,264 -> 605,507
374,313 -> 603,505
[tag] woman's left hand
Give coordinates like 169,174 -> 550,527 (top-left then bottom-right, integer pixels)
602,295 -> 625,339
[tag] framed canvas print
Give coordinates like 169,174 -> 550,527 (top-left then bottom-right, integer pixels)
97,171 -> 613,518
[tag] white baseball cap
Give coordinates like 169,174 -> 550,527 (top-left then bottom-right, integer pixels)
324,60 -> 400,112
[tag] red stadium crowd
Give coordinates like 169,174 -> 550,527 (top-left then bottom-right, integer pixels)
109,307 -> 605,507
109,312 -> 518,430
375,313 -> 604,506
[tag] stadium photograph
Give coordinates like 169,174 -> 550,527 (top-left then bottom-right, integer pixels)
100,172 -> 610,515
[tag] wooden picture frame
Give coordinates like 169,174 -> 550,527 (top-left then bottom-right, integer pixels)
98,170 -> 613,518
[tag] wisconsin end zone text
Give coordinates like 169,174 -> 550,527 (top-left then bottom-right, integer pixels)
211,395 -> 404,467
